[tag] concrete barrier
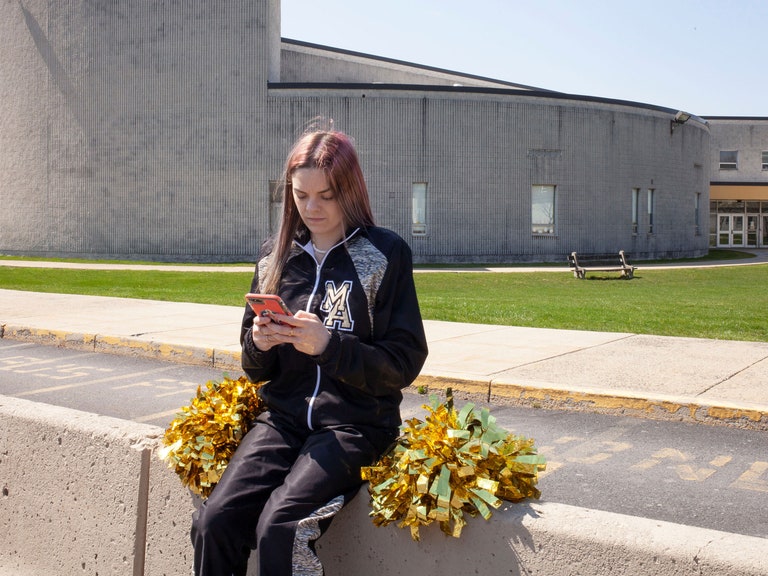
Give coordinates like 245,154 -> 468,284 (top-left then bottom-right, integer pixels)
1,395 -> 766,576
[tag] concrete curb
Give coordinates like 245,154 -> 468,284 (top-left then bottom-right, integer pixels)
415,373 -> 768,430
1,324 -> 242,372
1,395 -> 766,576
3,323 -> 767,430
321,489 -> 768,576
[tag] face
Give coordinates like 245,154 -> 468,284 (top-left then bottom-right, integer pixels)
291,168 -> 345,245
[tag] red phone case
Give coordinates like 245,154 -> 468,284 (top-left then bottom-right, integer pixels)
245,293 -> 292,323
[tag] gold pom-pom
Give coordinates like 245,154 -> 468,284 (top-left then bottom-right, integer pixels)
159,375 -> 266,498
361,394 -> 546,540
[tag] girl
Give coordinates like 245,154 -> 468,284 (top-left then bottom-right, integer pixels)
191,128 -> 428,576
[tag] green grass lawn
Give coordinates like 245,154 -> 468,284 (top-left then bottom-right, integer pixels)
414,267 -> 768,341
0,260 -> 766,342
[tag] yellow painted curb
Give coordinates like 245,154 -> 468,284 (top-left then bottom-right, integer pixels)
2,326 -> 96,350
414,375 -> 768,430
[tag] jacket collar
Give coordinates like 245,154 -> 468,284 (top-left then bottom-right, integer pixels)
293,226 -> 363,249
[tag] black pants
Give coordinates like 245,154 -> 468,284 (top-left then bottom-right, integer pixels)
191,411 -> 395,576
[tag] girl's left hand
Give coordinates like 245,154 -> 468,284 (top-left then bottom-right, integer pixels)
267,310 -> 332,356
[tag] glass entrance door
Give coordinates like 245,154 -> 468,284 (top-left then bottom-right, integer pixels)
747,216 -> 759,247
718,215 -> 745,247
763,216 -> 768,248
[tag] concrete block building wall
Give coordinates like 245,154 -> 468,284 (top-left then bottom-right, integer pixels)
0,0 -> 710,263
279,39 -> 539,89
709,119 -> 768,182
268,90 -> 710,262
0,0 -> 279,262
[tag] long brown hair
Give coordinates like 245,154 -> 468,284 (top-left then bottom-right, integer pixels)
261,129 -> 375,294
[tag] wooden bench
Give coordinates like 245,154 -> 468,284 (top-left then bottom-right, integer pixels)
568,250 -> 636,279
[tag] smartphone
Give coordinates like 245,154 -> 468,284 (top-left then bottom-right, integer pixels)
245,293 -> 293,324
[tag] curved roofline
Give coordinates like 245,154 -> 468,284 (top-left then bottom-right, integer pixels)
269,80 -> 696,118
281,37 -> 553,93
703,116 -> 768,121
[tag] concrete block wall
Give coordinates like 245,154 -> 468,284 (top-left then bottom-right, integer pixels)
0,0 -> 279,262
266,89 -> 711,261
708,118 -> 768,182
2,394 -> 767,576
279,39 -> 530,88
0,396 -> 160,575
1,0 -> 710,264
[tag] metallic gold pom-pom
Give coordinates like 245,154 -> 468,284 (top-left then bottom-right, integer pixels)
159,376 -> 265,498
361,394 -> 546,540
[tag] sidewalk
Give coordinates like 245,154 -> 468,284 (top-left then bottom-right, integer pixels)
2,285 -> 767,429
3,254 -> 767,576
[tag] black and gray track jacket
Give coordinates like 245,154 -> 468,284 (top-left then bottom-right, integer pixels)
240,226 -> 428,431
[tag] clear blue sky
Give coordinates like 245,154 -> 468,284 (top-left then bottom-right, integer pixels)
281,0 -> 766,117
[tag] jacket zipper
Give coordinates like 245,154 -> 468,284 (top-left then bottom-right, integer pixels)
305,261 -> 323,430
302,229 -> 359,430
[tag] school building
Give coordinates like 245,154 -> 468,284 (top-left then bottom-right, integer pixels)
706,118 -> 768,248
0,1 -> 764,263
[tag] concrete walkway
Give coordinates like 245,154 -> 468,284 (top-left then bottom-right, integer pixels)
1,250 -> 767,429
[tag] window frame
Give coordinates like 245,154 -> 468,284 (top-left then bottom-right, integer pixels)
631,188 -> 640,235
647,188 -> 655,234
694,192 -> 701,236
719,150 -> 738,171
412,182 -> 428,236
531,184 -> 556,235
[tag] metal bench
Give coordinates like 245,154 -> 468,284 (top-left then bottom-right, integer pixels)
568,250 -> 636,279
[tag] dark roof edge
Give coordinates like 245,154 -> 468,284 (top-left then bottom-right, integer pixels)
269,80 -> 695,117
711,181 -> 768,186
703,116 -> 768,121
281,37 -> 553,93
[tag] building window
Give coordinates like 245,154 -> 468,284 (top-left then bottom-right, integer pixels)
694,192 -> 701,236
719,150 -> 738,170
631,188 -> 640,234
531,185 -> 555,235
412,182 -> 427,235
762,151 -> 768,170
647,188 -> 655,234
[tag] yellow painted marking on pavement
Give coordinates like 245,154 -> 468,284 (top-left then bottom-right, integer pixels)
536,438 -> 580,479
631,459 -> 658,471
113,378 -> 198,398
538,432 -> 634,476
0,342 -> 36,350
0,355 -> 61,369
631,448 -> 688,470
709,455 -> 732,467
554,436 -> 583,444
17,366 -> 175,396
567,441 -> 632,465
0,353 -> 96,372
676,464 -> 717,482
537,461 -> 563,479
133,408 -> 182,424
1,354 -> 111,380
674,451 -> 731,482
537,436 -> 582,476
630,448 -> 732,482
731,461 -> 768,493
113,381 -> 155,390
156,389 -> 197,398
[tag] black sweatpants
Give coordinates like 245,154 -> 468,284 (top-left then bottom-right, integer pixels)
191,411 -> 395,576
